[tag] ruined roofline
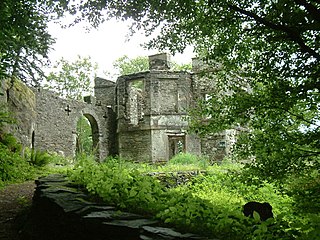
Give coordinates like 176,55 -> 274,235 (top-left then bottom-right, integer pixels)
117,71 -> 151,79
148,52 -> 191,73
148,53 -> 220,74
94,77 -> 116,87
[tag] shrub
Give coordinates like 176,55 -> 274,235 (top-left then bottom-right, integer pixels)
70,156 -> 164,213
0,132 -> 22,152
27,149 -> 52,167
69,156 -> 317,239
49,152 -> 73,166
285,169 -> 320,213
0,143 -> 34,182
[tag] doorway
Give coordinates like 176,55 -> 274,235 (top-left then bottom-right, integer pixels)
168,135 -> 186,160
76,114 -> 99,157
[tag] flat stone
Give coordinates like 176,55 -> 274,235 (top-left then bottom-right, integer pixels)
42,192 -> 94,213
141,226 -> 210,240
76,205 -> 115,216
83,210 -> 145,222
41,186 -> 86,196
36,174 -> 68,184
103,218 -> 158,229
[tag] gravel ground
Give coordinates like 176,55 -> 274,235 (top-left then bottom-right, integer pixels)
0,181 -> 35,240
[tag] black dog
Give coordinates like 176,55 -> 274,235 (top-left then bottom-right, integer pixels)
243,201 -> 273,221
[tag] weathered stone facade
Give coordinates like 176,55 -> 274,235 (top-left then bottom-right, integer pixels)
1,78 -> 114,160
1,53 -> 235,162
115,62 -> 199,162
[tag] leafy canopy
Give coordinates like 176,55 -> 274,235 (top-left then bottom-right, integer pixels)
113,55 -> 150,76
44,56 -> 97,100
0,0 -> 62,85
62,0 -> 319,177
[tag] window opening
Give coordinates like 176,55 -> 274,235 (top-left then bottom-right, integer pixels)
31,131 -> 35,149
168,135 -> 186,160
128,79 -> 144,125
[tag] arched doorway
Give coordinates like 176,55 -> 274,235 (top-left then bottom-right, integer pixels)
76,114 -> 99,158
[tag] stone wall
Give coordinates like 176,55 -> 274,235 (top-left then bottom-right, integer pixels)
0,78 -> 115,160
200,130 -> 237,161
1,53 -> 237,163
118,130 -> 151,162
34,88 -> 111,159
115,54 -> 203,163
94,77 -> 116,107
0,79 -> 37,148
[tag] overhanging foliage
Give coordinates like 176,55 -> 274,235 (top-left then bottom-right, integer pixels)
61,0 -> 320,177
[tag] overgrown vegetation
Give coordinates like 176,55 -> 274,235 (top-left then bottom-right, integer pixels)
76,116 -> 93,156
69,154 -> 320,240
0,126 -> 71,189
1,106 -> 319,239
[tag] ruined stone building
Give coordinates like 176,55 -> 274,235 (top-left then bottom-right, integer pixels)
0,53 -> 236,162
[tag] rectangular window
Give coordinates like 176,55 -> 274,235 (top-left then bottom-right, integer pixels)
128,79 -> 144,125
168,135 -> 186,160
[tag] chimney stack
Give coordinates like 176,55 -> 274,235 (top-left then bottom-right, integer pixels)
148,53 -> 171,70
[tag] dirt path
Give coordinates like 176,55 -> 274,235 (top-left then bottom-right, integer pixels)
0,181 -> 35,240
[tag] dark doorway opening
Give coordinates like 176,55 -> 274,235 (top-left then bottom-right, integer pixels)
168,135 -> 186,160
76,114 -> 99,158
31,131 -> 35,149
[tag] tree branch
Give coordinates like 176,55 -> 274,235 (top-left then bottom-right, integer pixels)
294,0 -> 320,23
227,3 -> 320,61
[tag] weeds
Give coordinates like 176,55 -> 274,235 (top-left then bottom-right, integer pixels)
68,154 -> 320,239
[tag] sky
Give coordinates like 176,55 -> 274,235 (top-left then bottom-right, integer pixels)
47,18 -> 194,79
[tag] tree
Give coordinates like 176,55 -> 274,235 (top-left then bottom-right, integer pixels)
0,0 -> 64,86
113,55 -> 149,76
65,0 -> 319,177
44,56 -> 98,100
0,0 -> 96,86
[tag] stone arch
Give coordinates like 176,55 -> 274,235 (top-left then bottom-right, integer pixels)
83,113 -> 99,154
74,108 -> 102,160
